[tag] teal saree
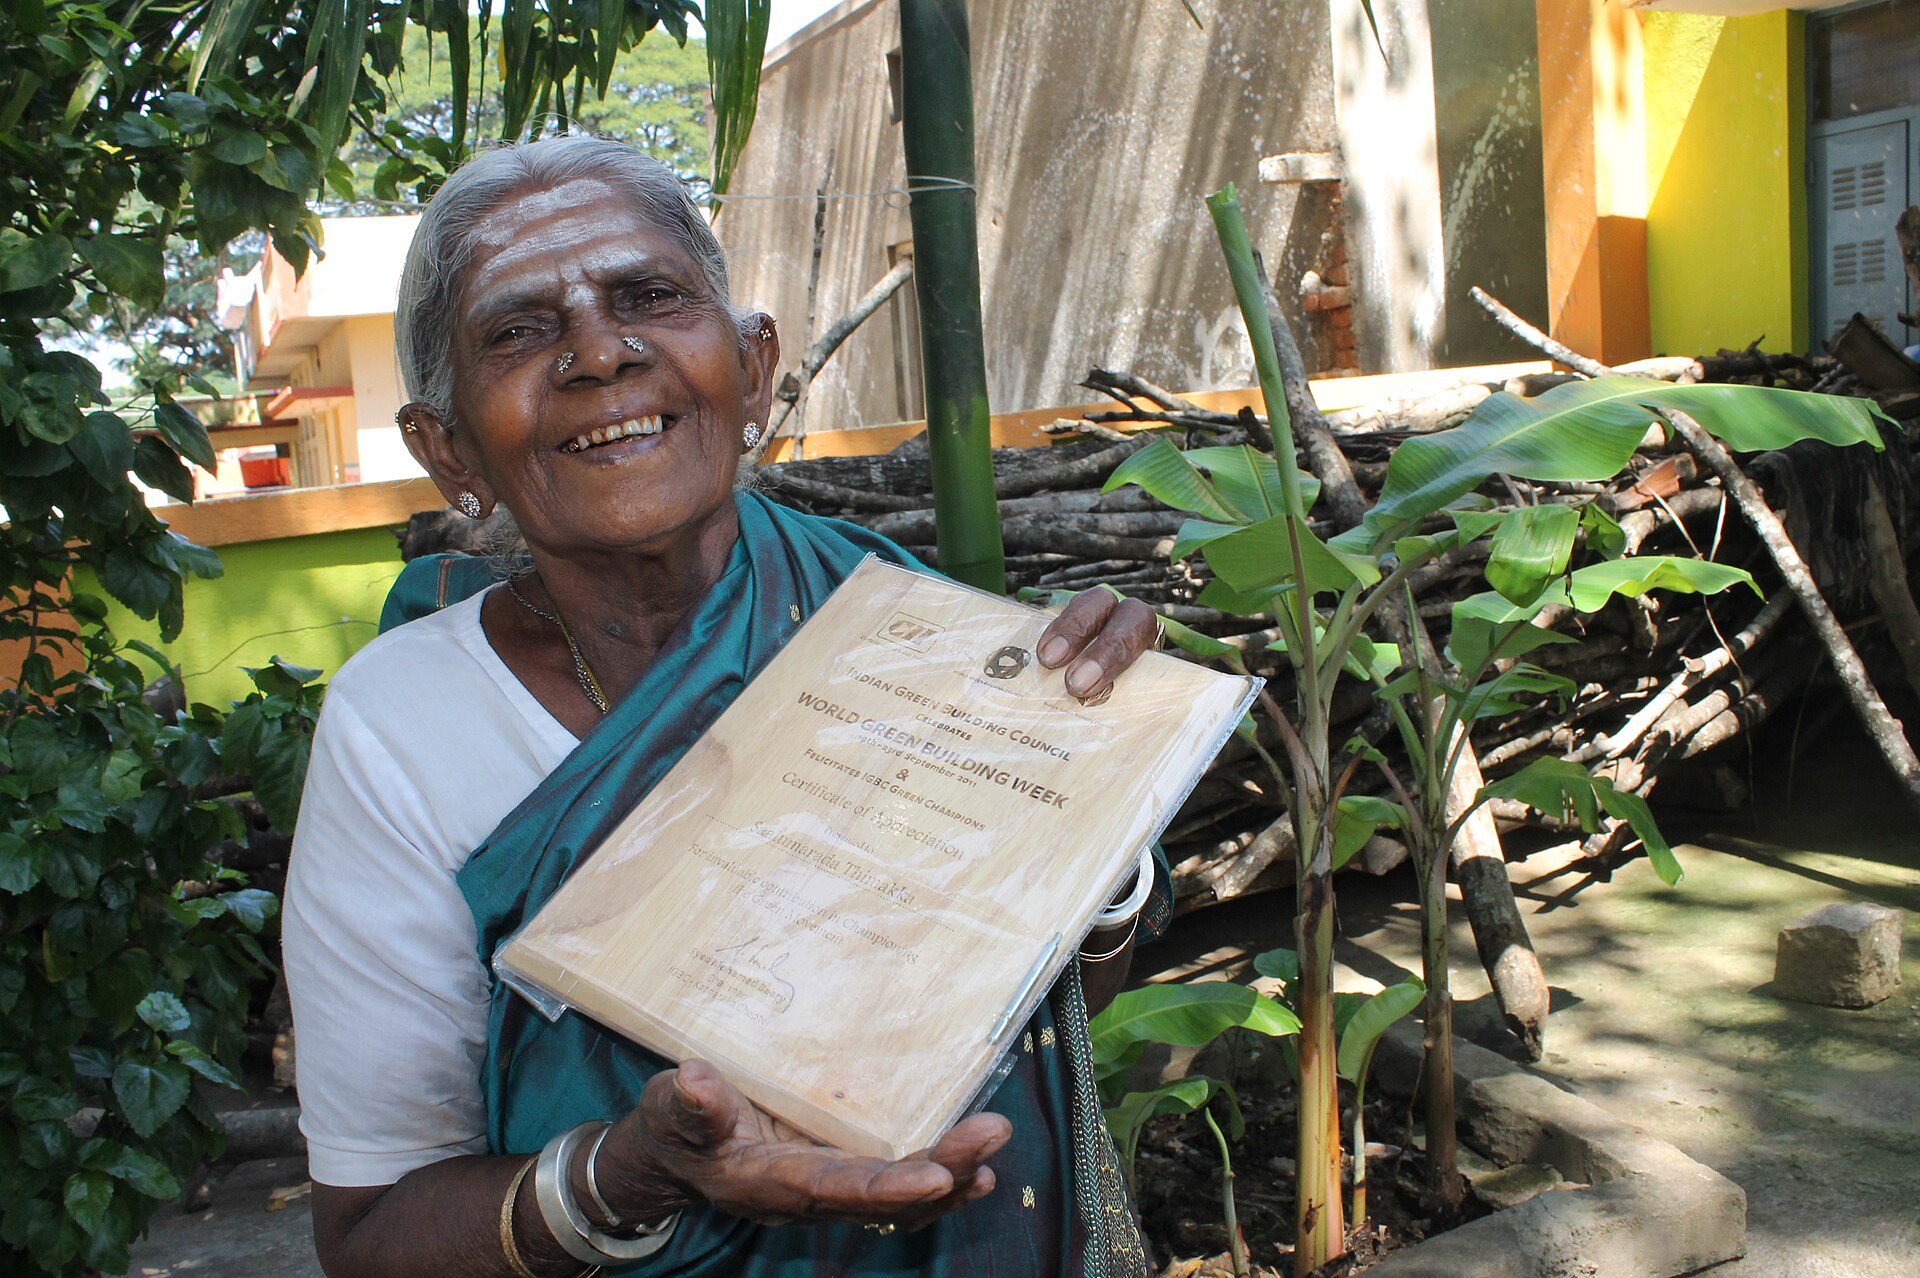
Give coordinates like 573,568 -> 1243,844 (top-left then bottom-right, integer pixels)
382,493 -> 1161,1277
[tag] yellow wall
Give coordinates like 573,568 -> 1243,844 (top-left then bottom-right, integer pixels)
1643,9 -> 1807,357
103,527 -> 403,708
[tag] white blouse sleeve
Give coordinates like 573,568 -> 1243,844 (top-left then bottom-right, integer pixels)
283,690 -> 493,1188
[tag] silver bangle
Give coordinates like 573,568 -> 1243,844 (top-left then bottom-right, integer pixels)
1079,915 -> 1138,962
1095,847 -> 1154,927
582,1123 -> 626,1230
535,1121 -> 680,1265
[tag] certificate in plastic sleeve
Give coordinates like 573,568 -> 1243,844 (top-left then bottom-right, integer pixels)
496,558 -> 1260,1159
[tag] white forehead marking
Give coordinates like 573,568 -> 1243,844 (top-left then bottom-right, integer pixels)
470,177 -> 622,249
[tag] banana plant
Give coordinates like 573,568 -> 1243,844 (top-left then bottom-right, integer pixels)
1102,181 -> 1891,1275
1253,949 -> 1424,1226
1089,981 -> 1299,1278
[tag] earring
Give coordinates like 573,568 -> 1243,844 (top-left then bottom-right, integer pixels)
394,408 -> 418,434
622,336 -> 646,355
555,352 -> 575,374
742,420 -> 764,449
454,491 -> 485,519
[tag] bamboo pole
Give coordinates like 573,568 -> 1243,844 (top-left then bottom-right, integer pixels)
896,0 -> 1005,593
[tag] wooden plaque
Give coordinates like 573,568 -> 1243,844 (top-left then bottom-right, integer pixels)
497,559 -> 1259,1159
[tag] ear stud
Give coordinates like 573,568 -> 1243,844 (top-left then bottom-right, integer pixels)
742,421 -> 764,449
455,491 -> 485,519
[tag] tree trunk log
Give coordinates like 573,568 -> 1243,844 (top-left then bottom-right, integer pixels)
1444,732 -> 1549,1061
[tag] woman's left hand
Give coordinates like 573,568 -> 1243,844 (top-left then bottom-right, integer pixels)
1035,588 -> 1162,703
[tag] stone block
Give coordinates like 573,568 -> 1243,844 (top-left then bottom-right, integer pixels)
1774,902 -> 1904,1009
1371,1023 -> 1746,1276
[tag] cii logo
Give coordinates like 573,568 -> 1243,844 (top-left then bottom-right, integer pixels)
876,612 -> 944,652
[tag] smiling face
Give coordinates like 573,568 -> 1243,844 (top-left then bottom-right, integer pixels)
411,177 -> 776,567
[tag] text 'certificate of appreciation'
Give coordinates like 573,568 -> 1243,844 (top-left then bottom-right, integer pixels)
496,558 -> 1260,1159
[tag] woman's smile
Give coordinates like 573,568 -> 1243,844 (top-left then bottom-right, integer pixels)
561,414 -> 670,454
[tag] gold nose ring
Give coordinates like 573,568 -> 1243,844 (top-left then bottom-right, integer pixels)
555,352 -> 575,374
622,337 -> 646,355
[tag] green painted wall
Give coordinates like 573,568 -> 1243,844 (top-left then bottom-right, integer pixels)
1643,10 -> 1808,357
104,527 -> 406,708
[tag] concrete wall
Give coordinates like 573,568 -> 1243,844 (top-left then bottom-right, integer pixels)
1429,0 -> 1551,364
719,0 -> 1345,433
1643,9 -> 1808,356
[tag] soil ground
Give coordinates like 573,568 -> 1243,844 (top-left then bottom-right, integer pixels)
126,711 -> 1920,1277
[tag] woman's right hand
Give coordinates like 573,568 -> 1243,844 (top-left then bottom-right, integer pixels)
592,1059 -> 1011,1231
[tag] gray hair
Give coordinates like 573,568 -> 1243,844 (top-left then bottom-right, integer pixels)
394,135 -> 749,421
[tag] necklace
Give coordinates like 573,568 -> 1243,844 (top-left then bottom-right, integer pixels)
506,575 -> 610,714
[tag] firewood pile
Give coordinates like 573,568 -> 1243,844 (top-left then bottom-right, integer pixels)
751,353 -> 1920,922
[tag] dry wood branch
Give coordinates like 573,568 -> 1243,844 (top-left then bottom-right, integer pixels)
1580,591 -> 1792,763
1898,206 -> 1920,328
763,258 -> 916,446
1081,369 -> 1216,417
1469,286 -> 1609,379
1443,727 -> 1547,1060
1670,409 -> 1920,817
993,438 -> 1152,499
755,472 -> 926,512
1254,249 -> 1367,529
1861,472 -> 1920,697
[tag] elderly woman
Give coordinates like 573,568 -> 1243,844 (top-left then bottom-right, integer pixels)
284,134 -> 1167,1278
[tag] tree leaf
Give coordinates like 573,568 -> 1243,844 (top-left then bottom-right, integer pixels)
1454,556 -> 1760,629
152,400 -> 215,472
76,234 -> 165,309
1335,978 -> 1425,1082
1579,503 -> 1626,559
1157,615 -> 1243,665
133,434 -> 196,502
1088,982 -> 1298,1068
166,1041 -> 240,1088
705,0 -> 769,197
111,1059 -> 191,1138
245,729 -> 309,832
1350,378 -> 1888,553
1103,437 -> 1242,522
135,991 -> 192,1033
1251,946 -> 1299,986
218,888 -> 278,933
0,228 -> 72,294
12,1076 -> 82,1122
1484,504 -> 1579,605
1102,1075 -> 1241,1168
1477,757 -> 1681,885
68,411 -> 135,491
1203,513 -> 1380,598
1331,794 -> 1405,871
97,1144 -> 181,1201
1180,444 -> 1320,522
63,1171 -> 114,1235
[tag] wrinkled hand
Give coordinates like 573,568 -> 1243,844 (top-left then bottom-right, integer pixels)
601,1060 -> 1010,1230
1036,586 -> 1162,702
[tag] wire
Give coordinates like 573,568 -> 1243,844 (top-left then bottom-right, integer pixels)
709,176 -> 975,212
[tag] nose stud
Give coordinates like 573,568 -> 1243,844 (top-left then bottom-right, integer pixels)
555,352 -> 575,374
622,337 -> 646,355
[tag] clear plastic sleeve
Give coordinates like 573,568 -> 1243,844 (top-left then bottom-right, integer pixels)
495,558 -> 1260,1159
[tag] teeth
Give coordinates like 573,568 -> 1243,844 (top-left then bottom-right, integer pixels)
565,416 -> 664,452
